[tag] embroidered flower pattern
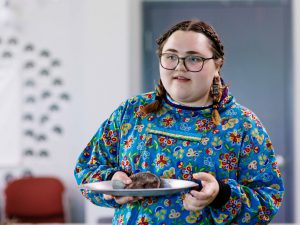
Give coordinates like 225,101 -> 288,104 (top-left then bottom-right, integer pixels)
137,215 -> 150,225
186,210 -> 202,223
222,118 -> 239,130
158,136 -> 176,147
121,156 -> 131,171
161,115 -> 176,127
121,123 -> 132,135
102,129 -> 118,146
226,197 -> 241,215
195,118 -> 214,132
155,154 -> 169,168
258,206 -> 272,221
124,136 -> 134,149
228,130 -> 242,144
220,152 -> 238,171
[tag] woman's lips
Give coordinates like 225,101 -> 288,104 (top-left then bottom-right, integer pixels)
174,76 -> 190,81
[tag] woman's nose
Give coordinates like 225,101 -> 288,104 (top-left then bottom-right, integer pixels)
175,59 -> 188,71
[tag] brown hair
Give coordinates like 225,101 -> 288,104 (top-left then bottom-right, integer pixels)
141,20 -> 226,125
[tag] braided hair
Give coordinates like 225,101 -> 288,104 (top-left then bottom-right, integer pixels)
142,20 -> 226,125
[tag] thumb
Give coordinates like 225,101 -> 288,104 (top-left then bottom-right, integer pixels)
112,171 -> 132,184
193,172 -> 215,183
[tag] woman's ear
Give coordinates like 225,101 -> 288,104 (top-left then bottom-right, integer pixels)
214,72 -> 220,78
214,58 -> 223,70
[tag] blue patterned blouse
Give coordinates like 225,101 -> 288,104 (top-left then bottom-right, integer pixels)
74,91 -> 284,224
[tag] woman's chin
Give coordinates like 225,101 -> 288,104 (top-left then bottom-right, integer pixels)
171,95 -> 192,105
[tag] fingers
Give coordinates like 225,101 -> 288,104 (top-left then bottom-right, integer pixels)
192,172 -> 219,197
189,190 -> 217,208
103,194 -> 113,200
183,193 -> 204,211
114,196 -> 134,204
114,196 -> 144,204
104,193 -> 143,204
183,172 -> 220,211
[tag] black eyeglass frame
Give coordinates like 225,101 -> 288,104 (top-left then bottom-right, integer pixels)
159,53 -> 216,72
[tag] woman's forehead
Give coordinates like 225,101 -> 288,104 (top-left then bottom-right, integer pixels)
162,30 -> 212,55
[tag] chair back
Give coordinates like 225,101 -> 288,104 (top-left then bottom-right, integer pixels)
4,176 -> 65,223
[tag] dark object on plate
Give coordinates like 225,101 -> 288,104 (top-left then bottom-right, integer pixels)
125,172 -> 161,189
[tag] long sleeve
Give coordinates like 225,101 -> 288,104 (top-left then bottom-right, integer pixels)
74,101 -> 127,208
210,114 -> 284,224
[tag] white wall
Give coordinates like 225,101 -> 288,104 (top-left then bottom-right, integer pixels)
80,1 -> 132,222
0,1 -> 86,222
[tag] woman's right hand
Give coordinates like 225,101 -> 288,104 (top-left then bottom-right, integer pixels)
103,171 -> 143,204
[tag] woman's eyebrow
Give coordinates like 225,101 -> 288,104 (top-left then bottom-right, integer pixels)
163,48 -> 178,53
164,49 -> 203,55
186,50 -> 201,55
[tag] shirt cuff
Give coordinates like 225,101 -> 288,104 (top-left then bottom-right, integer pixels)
209,180 -> 231,209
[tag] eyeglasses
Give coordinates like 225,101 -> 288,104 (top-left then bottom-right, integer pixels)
160,53 -> 215,72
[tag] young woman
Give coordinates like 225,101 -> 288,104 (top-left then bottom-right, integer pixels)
74,20 -> 284,224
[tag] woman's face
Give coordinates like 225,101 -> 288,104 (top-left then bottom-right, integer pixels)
159,30 -> 221,107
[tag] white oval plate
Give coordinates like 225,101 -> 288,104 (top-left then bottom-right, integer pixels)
79,179 -> 200,197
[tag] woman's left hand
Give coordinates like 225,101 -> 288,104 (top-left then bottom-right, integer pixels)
183,172 -> 219,211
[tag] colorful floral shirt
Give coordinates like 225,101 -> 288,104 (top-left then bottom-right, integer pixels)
74,91 -> 284,224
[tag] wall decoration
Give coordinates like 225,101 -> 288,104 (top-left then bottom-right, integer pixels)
21,42 -> 71,160
0,0 -> 71,167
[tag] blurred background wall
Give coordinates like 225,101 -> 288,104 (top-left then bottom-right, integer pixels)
293,0 -> 300,221
0,0 -> 299,223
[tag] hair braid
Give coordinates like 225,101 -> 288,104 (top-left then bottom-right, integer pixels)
141,80 -> 166,115
211,76 -> 224,125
